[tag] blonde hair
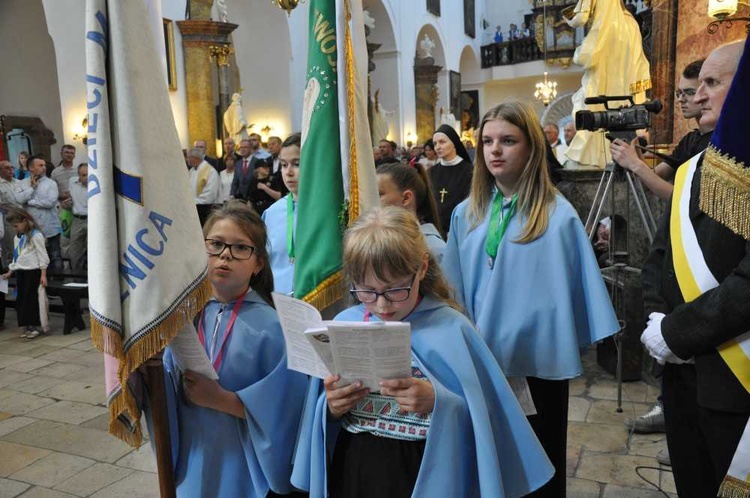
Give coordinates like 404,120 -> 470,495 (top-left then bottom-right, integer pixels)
343,207 -> 459,310
467,100 -> 556,243
202,200 -> 275,306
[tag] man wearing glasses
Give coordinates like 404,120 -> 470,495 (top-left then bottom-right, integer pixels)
610,59 -> 713,200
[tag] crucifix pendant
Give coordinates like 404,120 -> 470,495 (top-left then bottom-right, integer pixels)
439,188 -> 448,203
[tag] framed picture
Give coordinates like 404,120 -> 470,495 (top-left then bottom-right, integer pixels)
449,71 -> 461,121
426,0 -> 440,16
163,18 -> 177,91
464,0 -> 475,38
460,90 -> 480,134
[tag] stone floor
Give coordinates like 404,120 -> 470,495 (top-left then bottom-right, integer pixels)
0,310 -> 677,497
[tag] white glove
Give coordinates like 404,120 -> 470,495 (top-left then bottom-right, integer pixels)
640,312 -> 690,365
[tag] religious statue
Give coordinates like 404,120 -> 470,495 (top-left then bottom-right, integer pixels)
563,0 -> 651,168
371,89 -> 391,145
223,93 -> 253,143
418,34 -> 436,60
440,107 -> 459,133
363,9 -> 375,32
215,0 -> 229,23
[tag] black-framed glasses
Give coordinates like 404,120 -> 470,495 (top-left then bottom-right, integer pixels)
349,274 -> 417,303
204,239 -> 256,260
675,88 -> 696,99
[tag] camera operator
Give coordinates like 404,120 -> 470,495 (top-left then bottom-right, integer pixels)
610,60 -> 712,200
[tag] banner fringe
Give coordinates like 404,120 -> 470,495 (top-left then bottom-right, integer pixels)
700,145 -> 750,240
719,476 -> 750,498
303,271 -> 345,311
343,0 -> 360,224
91,277 -> 212,446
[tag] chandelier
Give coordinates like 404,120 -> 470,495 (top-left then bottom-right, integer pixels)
707,0 -> 750,34
272,0 -> 303,16
535,72 -> 558,106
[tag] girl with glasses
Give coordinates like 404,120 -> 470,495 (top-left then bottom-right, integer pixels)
292,206 -> 554,498
159,201 -> 308,497
442,101 -> 619,497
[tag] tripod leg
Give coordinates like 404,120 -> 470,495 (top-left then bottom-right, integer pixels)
587,170 -> 617,240
585,170 -> 609,236
625,171 -> 654,243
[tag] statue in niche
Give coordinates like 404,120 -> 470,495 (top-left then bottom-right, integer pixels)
363,9 -> 375,33
418,34 -> 436,60
440,107 -> 459,133
215,0 -> 229,23
563,0 -> 650,168
224,92 -> 253,143
371,89 -> 392,145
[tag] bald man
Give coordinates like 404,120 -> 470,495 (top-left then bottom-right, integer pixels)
640,40 -> 749,497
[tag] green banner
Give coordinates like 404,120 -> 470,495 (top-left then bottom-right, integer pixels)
295,0 -> 345,308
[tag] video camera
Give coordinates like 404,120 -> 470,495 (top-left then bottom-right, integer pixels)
575,95 -> 663,132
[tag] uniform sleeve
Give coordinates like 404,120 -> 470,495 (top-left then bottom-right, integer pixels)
641,201 -> 671,322
663,241 -> 750,358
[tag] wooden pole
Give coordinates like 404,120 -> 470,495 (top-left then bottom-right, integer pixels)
145,364 -> 177,498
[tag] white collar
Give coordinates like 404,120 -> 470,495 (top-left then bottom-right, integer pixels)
440,155 -> 464,166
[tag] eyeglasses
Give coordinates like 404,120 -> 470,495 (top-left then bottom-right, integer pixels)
675,89 -> 696,99
204,239 -> 256,260
349,274 -> 417,303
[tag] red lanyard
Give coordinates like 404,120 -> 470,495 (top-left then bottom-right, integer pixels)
197,295 -> 245,371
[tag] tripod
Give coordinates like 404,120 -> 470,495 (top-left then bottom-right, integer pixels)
586,159 -> 657,412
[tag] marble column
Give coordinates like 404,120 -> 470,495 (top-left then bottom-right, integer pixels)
176,20 -> 238,157
414,58 -> 442,147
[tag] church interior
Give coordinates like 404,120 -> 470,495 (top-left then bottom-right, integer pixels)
0,0 -> 749,496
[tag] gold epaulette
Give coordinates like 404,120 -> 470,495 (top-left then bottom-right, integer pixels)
700,145 -> 750,240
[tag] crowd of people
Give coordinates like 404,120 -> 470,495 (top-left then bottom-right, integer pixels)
164,36 -> 750,498
0,144 -> 89,338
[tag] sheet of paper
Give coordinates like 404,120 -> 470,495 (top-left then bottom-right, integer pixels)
304,327 -> 335,376
327,321 -> 412,391
0,278 -> 8,294
507,377 -> 537,416
168,322 -> 218,380
272,292 -> 329,379
63,282 -> 89,288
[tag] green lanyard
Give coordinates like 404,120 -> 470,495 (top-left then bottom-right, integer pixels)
286,194 -> 295,263
485,192 -> 518,266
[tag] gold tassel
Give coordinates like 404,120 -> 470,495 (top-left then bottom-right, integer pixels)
719,475 -> 750,498
343,0 -> 360,225
90,276 -> 213,447
303,271 -> 345,311
700,146 -> 750,240
630,78 -> 652,94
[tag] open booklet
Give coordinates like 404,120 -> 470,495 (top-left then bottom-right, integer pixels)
272,292 -> 412,391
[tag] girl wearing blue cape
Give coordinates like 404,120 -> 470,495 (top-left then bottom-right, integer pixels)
262,133 -> 301,296
443,101 -> 620,497
376,162 -> 446,262
291,206 -> 554,498
160,201 -> 309,497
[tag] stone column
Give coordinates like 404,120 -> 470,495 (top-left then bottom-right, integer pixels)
414,58 -> 442,147
176,20 -> 238,157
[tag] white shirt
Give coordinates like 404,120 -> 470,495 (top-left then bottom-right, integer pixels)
189,161 -> 220,205
9,230 -> 49,271
218,169 -> 234,203
68,177 -> 88,216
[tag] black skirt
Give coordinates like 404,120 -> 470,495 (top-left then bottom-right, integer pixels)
15,269 -> 41,328
329,430 -> 426,498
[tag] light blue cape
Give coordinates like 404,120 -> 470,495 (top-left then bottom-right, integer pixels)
160,290 -> 309,498
443,193 -> 620,379
262,194 -> 296,295
291,297 -> 554,497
